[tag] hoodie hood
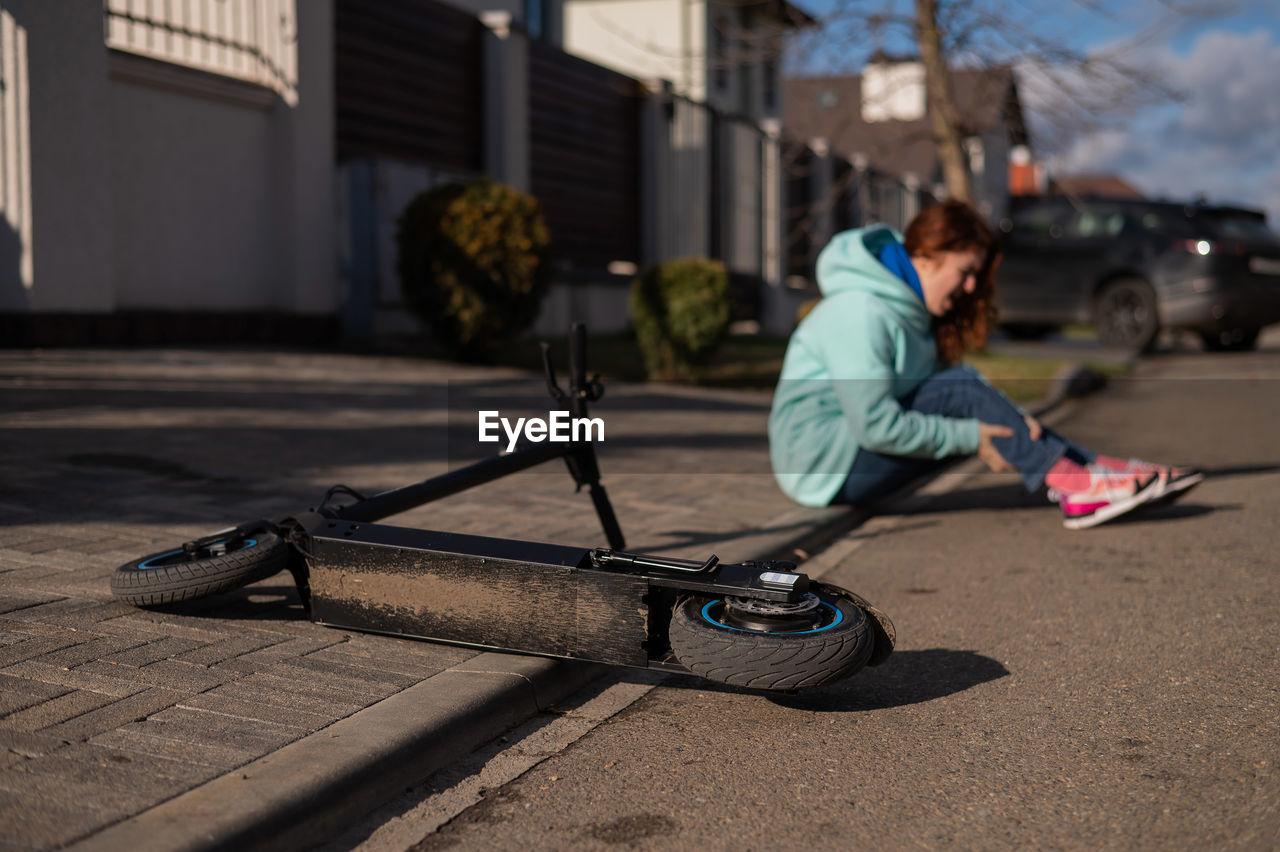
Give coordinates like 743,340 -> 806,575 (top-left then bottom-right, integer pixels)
815,225 -> 931,330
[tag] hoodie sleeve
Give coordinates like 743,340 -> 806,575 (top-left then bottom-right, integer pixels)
810,298 -> 981,459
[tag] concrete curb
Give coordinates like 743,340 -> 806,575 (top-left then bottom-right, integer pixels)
73,361 -> 1108,851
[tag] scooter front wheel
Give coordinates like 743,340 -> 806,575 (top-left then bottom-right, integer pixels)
110,533 -> 289,607
668,584 -> 873,691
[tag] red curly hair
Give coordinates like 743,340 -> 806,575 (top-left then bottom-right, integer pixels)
903,201 -> 1002,365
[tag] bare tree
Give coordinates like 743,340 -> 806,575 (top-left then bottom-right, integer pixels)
914,0 -> 971,200
788,0 -> 1230,201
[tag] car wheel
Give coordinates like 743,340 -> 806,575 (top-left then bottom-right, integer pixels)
1095,278 -> 1159,351
1201,328 -> 1260,352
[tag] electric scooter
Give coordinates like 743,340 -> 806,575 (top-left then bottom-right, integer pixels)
110,326 -> 894,691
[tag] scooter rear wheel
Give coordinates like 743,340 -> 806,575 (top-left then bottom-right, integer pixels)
669,586 -> 873,691
110,533 -> 289,607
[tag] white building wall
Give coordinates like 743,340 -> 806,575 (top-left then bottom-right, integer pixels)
862,60 -> 926,123
4,0 -> 115,311
109,80 -> 282,309
563,0 -> 704,100
1,0 -> 336,316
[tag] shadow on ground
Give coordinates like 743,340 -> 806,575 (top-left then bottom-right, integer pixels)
768,649 -> 1009,711
650,649 -> 1008,711
141,581 -> 308,622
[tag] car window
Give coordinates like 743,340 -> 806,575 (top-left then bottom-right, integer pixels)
1196,211 -> 1278,242
1066,208 -> 1125,239
1135,208 -> 1197,239
1010,204 -> 1063,237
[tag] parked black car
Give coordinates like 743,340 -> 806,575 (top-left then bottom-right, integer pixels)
995,196 -> 1280,351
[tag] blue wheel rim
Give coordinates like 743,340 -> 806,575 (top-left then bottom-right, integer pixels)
138,538 -> 258,570
699,599 -> 844,635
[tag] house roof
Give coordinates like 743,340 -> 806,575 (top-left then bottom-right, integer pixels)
720,0 -> 818,28
783,65 -> 1027,182
1048,174 -> 1146,200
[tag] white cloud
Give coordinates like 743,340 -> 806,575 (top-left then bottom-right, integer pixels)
1031,27 -> 1280,224
1165,29 -> 1280,155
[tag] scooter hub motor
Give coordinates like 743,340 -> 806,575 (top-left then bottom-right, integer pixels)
717,592 -> 824,633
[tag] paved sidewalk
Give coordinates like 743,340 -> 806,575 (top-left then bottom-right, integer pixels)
0,346 -> 864,850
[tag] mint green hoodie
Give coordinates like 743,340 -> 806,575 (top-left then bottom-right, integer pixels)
769,226 -> 981,506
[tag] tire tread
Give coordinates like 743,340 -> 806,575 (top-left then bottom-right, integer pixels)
669,591 -> 873,691
110,534 -> 289,606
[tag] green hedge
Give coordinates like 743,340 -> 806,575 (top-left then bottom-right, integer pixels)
630,257 -> 731,381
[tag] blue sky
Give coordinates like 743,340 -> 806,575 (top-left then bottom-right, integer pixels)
787,1 -> 1280,223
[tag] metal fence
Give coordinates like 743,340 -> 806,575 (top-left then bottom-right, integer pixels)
785,142 -> 935,282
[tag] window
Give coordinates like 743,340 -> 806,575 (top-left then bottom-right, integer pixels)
1011,202 -> 1064,238
104,0 -> 298,105
1066,207 -> 1125,239
1198,210 -> 1276,241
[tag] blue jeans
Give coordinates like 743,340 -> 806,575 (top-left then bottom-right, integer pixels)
833,366 -> 1096,505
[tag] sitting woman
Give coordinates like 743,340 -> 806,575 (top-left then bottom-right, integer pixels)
768,200 -> 1201,530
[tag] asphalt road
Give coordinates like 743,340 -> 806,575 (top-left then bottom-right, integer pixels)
339,334 -> 1280,850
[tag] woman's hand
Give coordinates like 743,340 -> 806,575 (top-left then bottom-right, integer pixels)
1023,414 -> 1043,441
978,422 -> 1015,473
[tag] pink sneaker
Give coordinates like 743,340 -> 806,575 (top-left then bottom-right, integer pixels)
1097,457 -> 1205,505
1055,466 -> 1163,530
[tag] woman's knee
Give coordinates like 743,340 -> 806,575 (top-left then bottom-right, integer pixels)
912,365 -> 1013,417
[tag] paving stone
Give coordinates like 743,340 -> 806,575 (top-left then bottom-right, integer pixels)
0,766 -> 153,827
72,659 -> 238,693
0,675 -> 69,717
0,728 -> 71,758
141,706 -> 303,754
209,634 -> 347,667
0,661 -> 155,698
250,660 -> 408,701
57,536 -> 143,556
91,725 -> 255,770
171,634 -> 288,666
0,593 -> 66,616
94,614 -> 233,643
38,688 -> 187,742
0,618 -> 83,639
0,636 -> 86,668
0,689 -> 121,732
30,635 -> 153,669
276,653 -> 420,689
175,692 -> 337,732
3,598 -> 135,627
12,740 -> 217,796
304,642 -> 470,679
8,536 -> 102,555
202,678 -> 363,718
100,637 -> 205,667
0,530 -> 55,548
0,788 -> 119,850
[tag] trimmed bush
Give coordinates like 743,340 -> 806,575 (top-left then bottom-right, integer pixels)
396,179 -> 552,360
630,257 -> 731,381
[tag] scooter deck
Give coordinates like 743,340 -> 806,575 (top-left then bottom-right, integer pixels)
300,515 -> 812,671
